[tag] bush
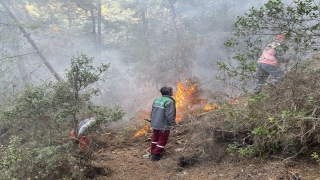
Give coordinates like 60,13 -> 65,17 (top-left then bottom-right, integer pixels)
214,0 -> 320,161
0,53 -> 125,179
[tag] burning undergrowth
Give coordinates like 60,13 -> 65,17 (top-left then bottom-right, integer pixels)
134,78 -> 218,138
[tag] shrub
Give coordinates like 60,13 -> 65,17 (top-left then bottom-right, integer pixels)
215,0 -> 320,161
0,53 -> 124,179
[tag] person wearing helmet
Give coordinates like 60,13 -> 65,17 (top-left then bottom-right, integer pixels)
253,34 -> 288,94
150,86 -> 176,161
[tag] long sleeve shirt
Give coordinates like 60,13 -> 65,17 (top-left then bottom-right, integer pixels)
150,95 -> 176,131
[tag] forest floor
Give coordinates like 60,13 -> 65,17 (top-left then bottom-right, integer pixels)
80,114 -> 320,180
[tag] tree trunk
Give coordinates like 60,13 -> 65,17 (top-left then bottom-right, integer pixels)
89,8 -> 97,48
1,1 -> 62,82
169,0 -> 180,43
140,0 -> 148,38
97,0 -> 102,51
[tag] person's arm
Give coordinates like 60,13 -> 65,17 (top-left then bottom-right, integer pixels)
165,101 -> 176,127
150,100 -> 155,120
275,44 -> 288,63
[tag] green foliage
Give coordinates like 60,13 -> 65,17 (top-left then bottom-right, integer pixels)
311,152 -> 320,163
219,0 -> 320,92
215,0 -> 320,160
89,105 -> 125,131
0,53 -> 124,179
0,136 -> 77,180
67,53 -> 110,93
227,142 -> 239,156
0,136 -> 22,180
227,142 -> 255,158
308,96 -> 318,103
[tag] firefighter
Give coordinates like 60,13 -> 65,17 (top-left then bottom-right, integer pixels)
150,86 -> 176,161
70,117 -> 96,151
253,33 -> 288,94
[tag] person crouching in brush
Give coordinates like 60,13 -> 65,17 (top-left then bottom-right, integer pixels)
71,117 -> 96,152
150,86 -> 176,161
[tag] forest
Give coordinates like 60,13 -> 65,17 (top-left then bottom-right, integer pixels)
1,0 -> 320,179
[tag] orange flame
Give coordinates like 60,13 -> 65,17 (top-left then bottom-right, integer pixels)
175,80 -> 197,109
175,82 -> 185,122
175,82 -> 185,109
203,104 -> 218,111
134,123 -> 151,137
134,80 -> 220,137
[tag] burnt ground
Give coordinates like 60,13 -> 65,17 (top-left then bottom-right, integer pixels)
80,116 -> 320,180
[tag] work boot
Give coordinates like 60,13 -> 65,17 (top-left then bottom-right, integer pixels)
151,154 -> 162,161
151,151 -> 164,158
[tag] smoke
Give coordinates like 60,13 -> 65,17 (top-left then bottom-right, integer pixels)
0,0 -> 297,129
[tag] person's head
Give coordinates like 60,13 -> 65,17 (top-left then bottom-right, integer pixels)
160,86 -> 173,96
276,34 -> 286,42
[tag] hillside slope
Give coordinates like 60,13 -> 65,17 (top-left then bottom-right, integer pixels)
83,110 -> 320,180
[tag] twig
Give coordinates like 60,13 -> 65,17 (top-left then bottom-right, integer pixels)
270,155 -> 285,160
242,134 -> 252,145
100,133 -> 112,135
283,146 -> 307,161
292,116 -> 320,120
0,50 -> 38,60
311,107 -> 317,116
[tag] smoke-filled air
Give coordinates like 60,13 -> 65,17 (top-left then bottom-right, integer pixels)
1,0 -> 320,179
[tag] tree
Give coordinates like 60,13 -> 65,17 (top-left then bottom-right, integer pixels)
219,0 -> 320,92
118,0 -> 199,89
216,0 -> 320,160
0,53 -> 124,179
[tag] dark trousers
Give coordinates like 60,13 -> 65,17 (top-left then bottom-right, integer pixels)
151,129 -> 170,155
253,63 -> 284,94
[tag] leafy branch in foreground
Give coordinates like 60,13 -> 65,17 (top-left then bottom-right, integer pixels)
0,53 -> 124,179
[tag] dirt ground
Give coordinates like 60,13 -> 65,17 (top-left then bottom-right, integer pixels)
81,120 -> 320,180
77,55 -> 320,180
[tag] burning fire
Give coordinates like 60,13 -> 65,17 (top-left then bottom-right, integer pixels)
175,80 -> 199,108
134,80 -> 218,137
175,82 -> 185,109
175,82 -> 186,122
203,104 -> 218,111
134,123 -> 151,137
